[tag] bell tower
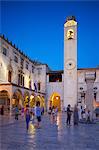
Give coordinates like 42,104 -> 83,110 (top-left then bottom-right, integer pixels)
64,16 -> 77,108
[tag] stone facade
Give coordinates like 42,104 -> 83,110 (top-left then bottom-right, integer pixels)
0,36 -> 47,113
64,17 -> 77,108
0,16 -> 99,114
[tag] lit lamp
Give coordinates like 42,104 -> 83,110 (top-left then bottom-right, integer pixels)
56,96 -> 59,100
31,95 -> 34,99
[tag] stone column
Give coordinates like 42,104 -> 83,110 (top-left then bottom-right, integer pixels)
85,79 -> 94,120
10,97 -> 12,116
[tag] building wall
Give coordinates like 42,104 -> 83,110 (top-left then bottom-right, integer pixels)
0,37 -> 47,94
77,69 -> 99,109
46,81 -> 64,109
0,36 -> 99,112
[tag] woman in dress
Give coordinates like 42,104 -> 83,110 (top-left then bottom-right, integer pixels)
73,105 -> 79,125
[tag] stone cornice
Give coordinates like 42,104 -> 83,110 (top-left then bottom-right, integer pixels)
0,83 -> 46,95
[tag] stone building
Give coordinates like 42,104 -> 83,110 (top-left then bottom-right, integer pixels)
0,16 -> 99,114
0,35 -> 48,113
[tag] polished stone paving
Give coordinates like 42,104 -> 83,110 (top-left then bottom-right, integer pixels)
0,113 -> 99,150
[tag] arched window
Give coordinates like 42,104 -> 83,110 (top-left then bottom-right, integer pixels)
29,80 -> 31,89
8,70 -> 12,82
38,82 -> 41,91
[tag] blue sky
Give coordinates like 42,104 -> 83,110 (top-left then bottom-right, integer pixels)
1,1 -> 99,70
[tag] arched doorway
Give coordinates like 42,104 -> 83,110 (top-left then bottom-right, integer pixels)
30,93 -> 35,108
0,90 -> 10,113
49,92 -> 61,111
12,89 -> 23,108
35,95 -> 45,107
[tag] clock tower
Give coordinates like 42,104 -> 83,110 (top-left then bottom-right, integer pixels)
64,16 -> 77,108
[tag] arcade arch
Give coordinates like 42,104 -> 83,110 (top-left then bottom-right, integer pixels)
49,92 -> 61,111
0,90 -> 10,112
30,93 -> 35,108
35,95 -> 45,108
12,89 -> 23,108
24,91 -> 30,107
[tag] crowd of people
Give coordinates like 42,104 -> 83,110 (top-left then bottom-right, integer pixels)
66,104 -> 91,126
0,102 -> 92,132
13,103 -> 93,129
48,106 -> 58,122
14,101 -> 42,131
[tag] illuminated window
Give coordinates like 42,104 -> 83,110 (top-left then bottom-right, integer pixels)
29,80 -> 31,89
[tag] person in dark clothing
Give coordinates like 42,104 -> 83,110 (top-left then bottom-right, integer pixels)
25,109 -> 30,130
14,105 -> 19,120
73,105 -> 79,125
66,104 -> 72,126
1,105 -> 4,115
48,106 -> 52,115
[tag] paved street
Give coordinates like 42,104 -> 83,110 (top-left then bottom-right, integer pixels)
0,113 -> 99,150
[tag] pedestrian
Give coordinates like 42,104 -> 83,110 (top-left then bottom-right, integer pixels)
82,109 -> 86,121
52,106 -> 55,122
14,105 -> 19,120
54,107 -> 58,122
28,111 -> 35,133
48,106 -> 52,115
66,104 -> 72,126
1,105 -> 4,115
86,110 -> 91,123
42,107 -> 44,115
25,109 -> 30,130
73,105 -> 79,125
35,101 -> 41,128
21,107 -> 24,118
78,106 -> 82,121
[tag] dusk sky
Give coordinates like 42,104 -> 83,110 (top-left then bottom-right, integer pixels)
1,1 -> 99,70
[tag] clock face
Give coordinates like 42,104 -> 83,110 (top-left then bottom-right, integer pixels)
65,59 -> 76,70
67,29 -> 74,40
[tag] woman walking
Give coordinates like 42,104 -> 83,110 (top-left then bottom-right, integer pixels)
15,105 -> 19,120
73,105 -> 79,125
25,109 -> 30,130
